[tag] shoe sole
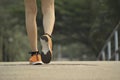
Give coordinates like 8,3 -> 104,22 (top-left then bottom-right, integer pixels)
30,61 -> 42,65
40,35 -> 52,64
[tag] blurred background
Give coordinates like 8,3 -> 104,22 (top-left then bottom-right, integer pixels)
0,0 -> 120,61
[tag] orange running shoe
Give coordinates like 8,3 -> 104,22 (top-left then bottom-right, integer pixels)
29,51 -> 42,65
40,33 -> 52,64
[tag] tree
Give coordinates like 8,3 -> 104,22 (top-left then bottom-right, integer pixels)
0,0 -> 119,61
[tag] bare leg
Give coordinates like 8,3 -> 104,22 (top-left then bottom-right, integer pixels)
24,0 -> 38,51
40,0 -> 55,64
41,0 -> 55,35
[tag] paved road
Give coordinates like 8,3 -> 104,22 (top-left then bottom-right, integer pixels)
0,61 -> 120,80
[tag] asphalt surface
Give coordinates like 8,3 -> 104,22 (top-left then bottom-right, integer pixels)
0,61 -> 120,80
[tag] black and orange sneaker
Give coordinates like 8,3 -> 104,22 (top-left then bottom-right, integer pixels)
40,34 -> 52,64
29,51 -> 42,65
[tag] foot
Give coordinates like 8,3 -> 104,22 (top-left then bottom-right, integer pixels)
29,51 -> 42,65
40,34 -> 52,64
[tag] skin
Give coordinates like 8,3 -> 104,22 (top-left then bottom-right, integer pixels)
24,0 -> 55,52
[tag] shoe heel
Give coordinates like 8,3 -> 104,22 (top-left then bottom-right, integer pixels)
41,36 -> 48,42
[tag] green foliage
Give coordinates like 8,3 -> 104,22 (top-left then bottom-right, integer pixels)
0,0 -> 119,61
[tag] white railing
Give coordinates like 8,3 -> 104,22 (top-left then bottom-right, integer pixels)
97,22 -> 120,61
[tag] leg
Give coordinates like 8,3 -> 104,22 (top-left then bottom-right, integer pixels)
24,0 -> 42,65
24,0 -> 38,51
41,0 -> 55,35
40,0 -> 55,64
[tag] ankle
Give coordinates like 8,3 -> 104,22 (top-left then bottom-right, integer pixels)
29,51 -> 39,56
44,33 -> 52,38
